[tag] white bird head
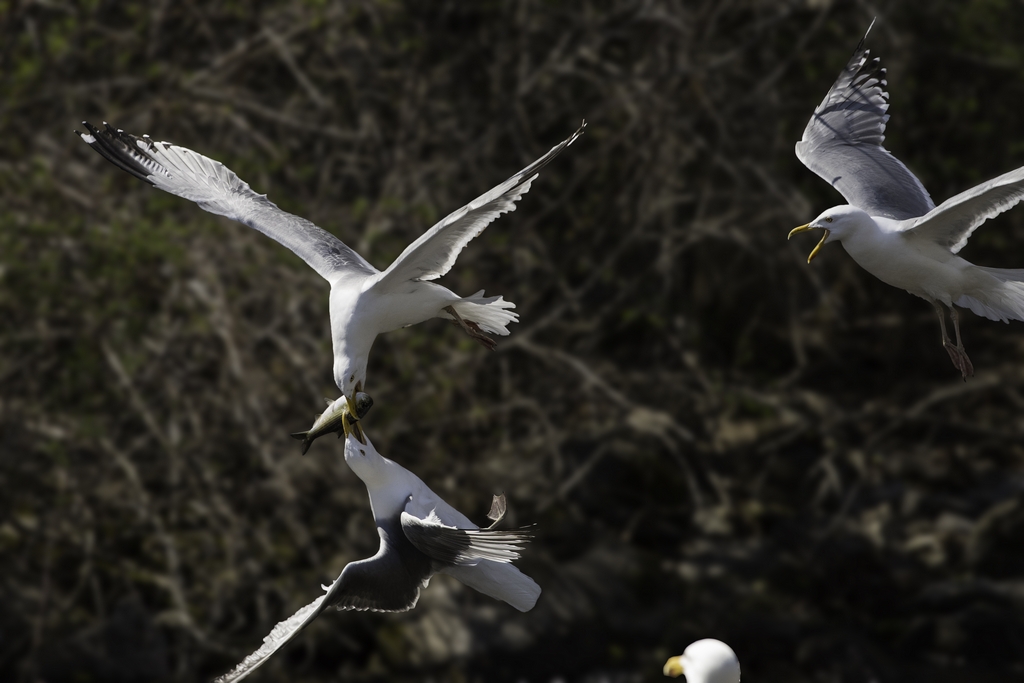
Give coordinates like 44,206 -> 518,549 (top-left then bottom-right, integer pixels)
342,432 -> 390,485
334,357 -> 368,404
789,205 -> 873,263
342,434 -> 421,516
663,639 -> 741,683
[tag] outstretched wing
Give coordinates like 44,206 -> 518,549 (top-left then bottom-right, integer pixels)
400,509 -> 531,566
375,122 -> 585,288
900,166 -> 1024,252
325,521 -> 431,612
213,592 -> 331,683
795,22 -> 934,220
78,122 -> 377,282
213,523 -> 428,683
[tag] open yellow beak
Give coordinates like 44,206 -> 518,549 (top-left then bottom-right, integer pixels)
788,223 -> 829,264
343,394 -> 366,444
663,656 -> 684,678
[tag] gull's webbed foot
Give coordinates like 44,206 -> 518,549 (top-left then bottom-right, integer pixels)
943,341 -> 975,381
443,305 -> 497,351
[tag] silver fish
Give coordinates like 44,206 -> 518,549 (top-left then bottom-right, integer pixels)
291,392 -> 373,454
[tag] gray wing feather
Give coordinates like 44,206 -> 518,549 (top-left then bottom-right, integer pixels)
900,165 -> 1024,252
325,556 -> 423,613
212,525 -> 426,683
78,122 -> 377,282
376,122 -> 585,288
325,523 -> 429,613
400,510 -> 530,566
213,592 -> 330,683
795,26 -> 934,220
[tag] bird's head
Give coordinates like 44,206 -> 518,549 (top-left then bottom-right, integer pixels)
343,430 -> 395,489
789,205 -> 872,263
663,639 -> 741,683
334,352 -> 369,405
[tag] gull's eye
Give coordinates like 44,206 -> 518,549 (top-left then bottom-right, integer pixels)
825,216 -> 833,223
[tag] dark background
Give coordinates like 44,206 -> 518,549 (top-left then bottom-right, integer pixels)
3,1 -> 1024,681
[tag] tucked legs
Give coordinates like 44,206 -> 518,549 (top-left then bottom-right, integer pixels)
932,302 -> 974,380
443,305 -> 497,351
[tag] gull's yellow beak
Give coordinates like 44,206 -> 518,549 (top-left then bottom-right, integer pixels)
663,656 -> 684,678
788,223 -> 829,264
343,394 -> 366,444
788,223 -> 812,239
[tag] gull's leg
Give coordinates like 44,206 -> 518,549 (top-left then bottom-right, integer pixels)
949,305 -> 974,379
932,302 -> 971,380
443,305 -> 497,351
932,300 -> 952,344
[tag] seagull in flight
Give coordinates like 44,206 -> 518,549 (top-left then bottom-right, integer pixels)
789,21 -> 1024,379
213,430 -> 539,683
78,120 -> 585,441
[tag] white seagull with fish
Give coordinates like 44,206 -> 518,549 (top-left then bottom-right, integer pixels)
78,120 -> 584,442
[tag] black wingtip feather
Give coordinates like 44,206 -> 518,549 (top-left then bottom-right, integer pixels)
78,120 -> 159,186
855,17 -> 877,54
499,121 -> 587,190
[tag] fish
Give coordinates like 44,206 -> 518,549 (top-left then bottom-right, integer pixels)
290,392 -> 373,454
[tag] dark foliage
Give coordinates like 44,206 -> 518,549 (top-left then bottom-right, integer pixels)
3,1 -> 1024,681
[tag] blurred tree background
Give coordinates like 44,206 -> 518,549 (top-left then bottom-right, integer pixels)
3,0 -> 1024,681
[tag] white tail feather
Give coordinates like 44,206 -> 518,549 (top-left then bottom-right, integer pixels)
439,560 -> 540,612
448,290 -> 518,336
956,267 -> 1024,322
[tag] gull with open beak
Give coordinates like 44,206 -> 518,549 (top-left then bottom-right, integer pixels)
790,21 -> 1024,379
78,120 -> 585,449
